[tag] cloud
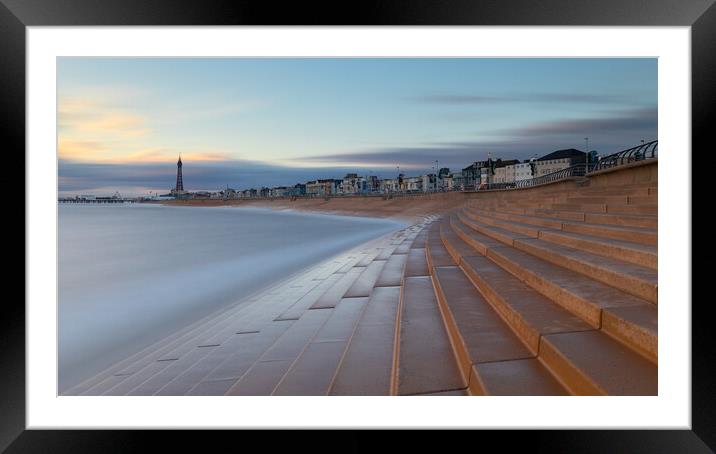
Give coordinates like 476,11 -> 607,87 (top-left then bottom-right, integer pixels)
75,112 -> 150,137
58,139 -> 112,161
58,94 -> 159,163
59,97 -> 150,135
412,95 -> 507,104
291,107 -> 658,170
491,107 -> 657,138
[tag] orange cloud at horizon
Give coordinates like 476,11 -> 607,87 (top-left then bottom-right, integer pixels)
58,94 -> 235,164
59,139 -> 233,164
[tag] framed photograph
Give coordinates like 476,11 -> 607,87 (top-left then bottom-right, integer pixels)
8,0 -> 710,450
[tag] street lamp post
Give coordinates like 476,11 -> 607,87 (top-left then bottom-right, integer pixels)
396,165 -> 400,193
435,159 -> 439,192
584,137 -> 589,172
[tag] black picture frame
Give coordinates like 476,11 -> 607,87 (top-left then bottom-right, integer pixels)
5,0 -> 710,450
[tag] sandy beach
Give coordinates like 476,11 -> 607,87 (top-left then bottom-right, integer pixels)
158,192 -> 465,224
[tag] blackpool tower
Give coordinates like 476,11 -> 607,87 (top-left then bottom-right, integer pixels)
171,155 -> 185,197
175,155 -> 184,192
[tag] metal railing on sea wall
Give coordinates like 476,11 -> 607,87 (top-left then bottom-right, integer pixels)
465,163 -> 594,192
589,140 -> 658,172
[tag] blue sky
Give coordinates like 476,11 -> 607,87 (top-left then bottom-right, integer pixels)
58,58 -> 657,195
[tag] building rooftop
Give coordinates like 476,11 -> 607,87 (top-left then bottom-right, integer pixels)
538,148 -> 586,161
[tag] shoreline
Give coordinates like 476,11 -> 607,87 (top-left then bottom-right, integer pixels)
153,192 -> 464,224
58,203 -> 408,393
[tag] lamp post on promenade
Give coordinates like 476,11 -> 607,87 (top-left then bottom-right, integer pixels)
397,165 -> 400,193
584,137 -> 589,173
435,159 -> 439,192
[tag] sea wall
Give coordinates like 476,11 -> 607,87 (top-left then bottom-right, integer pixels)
462,159 -> 658,206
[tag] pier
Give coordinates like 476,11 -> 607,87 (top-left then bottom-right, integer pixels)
59,196 -> 138,204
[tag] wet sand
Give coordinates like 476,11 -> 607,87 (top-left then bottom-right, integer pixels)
159,192 -> 466,224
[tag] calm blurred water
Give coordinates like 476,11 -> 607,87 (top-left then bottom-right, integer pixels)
58,203 -> 404,392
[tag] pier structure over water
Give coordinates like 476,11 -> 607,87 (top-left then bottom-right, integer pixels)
64,156 -> 658,396
59,195 -> 137,204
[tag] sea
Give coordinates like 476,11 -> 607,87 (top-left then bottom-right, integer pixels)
58,203 -> 404,392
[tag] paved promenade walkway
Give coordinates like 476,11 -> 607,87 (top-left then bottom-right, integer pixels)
64,216 -> 442,396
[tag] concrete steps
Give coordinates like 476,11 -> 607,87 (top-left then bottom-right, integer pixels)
459,255 -> 593,354
445,216 -> 656,363
329,221 -> 465,396
463,210 -> 542,238
328,284 -> 401,394
456,212 -> 531,247
227,225 -> 431,396
574,184 -> 655,197
539,331 -> 657,395
537,230 -> 657,269
514,238 -> 658,304
396,275 -> 466,395
456,211 -> 657,303
561,221 -> 656,246
431,264 -> 566,395
523,208 -> 658,229
606,204 -> 658,216
432,215 -> 659,394
470,207 -> 656,245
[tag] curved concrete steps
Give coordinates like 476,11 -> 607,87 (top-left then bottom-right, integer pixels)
462,209 -> 657,268
456,212 -> 657,303
469,207 -> 657,245
447,216 -> 653,327
428,215 -> 657,395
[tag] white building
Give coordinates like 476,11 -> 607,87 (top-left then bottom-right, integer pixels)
452,173 -> 465,190
404,176 -> 423,192
306,179 -> 339,196
270,186 -> 291,198
441,174 -> 454,191
493,166 -> 507,184
380,178 -> 399,193
513,162 -> 534,181
341,173 -> 365,194
422,174 -> 437,192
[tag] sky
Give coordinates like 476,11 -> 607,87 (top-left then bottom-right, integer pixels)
57,58 -> 657,196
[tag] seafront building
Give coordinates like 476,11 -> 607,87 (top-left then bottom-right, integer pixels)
404,175 -> 423,192
462,161 -> 488,189
380,178 -> 400,193
306,179 -> 340,196
157,147 -> 598,200
421,174 -> 437,193
534,148 -> 587,176
512,161 -> 534,182
493,159 -> 520,184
